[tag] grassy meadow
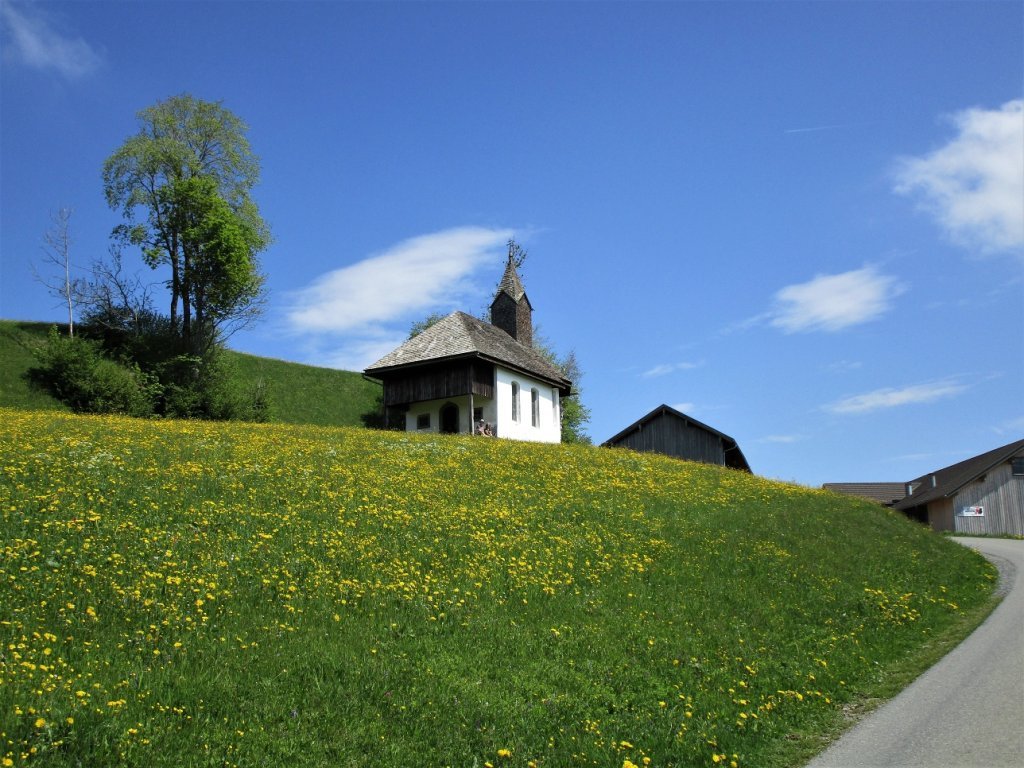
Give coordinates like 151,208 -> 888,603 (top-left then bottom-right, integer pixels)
0,409 -> 997,768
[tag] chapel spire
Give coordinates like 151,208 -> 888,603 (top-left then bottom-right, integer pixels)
489,246 -> 533,346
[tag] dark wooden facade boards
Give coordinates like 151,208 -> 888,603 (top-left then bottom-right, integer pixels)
617,416 -> 726,464
602,404 -> 751,473
381,359 -> 495,407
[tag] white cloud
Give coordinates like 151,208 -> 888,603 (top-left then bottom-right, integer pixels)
824,379 -> 968,415
0,1 -> 103,79
641,360 -> 703,378
769,265 -> 903,333
894,100 -> 1024,257
285,226 -> 514,371
670,402 -> 696,414
287,226 -> 513,334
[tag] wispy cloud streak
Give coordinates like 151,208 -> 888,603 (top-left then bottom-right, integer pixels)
285,226 -> 513,370
1,1 -> 103,78
824,379 -> 968,415
756,434 -> 804,444
641,361 -> 704,378
287,226 -> 512,335
769,265 -> 903,333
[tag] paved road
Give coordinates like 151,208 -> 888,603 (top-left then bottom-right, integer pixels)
806,537 -> 1024,768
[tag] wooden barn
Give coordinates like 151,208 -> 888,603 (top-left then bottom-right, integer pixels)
364,256 -> 571,442
893,439 -> 1024,536
602,404 -> 751,472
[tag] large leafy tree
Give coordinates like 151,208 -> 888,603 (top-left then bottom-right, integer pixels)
102,94 -> 270,351
161,176 -> 266,347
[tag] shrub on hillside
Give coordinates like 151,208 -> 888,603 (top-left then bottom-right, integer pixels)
156,349 -> 270,422
81,307 -> 271,423
27,327 -> 156,416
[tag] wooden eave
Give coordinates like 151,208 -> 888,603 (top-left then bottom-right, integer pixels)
365,350 -> 571,395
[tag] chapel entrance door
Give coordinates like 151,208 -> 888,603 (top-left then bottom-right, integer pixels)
440,403 -> 459,434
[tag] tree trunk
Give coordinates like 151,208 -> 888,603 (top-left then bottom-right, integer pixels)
182,243 -> 192,348
169,232 -> 180,330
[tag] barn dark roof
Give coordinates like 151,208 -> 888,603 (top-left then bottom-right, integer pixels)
823,482 -> 906,506
364,311 -> 570,391
894,438 -> 1024,510
602,404 -> 751,472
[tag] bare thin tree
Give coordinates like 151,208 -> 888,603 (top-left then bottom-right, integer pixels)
33,207 -> 81,337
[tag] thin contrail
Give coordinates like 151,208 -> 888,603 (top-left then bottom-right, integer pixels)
783,123 -> 863,134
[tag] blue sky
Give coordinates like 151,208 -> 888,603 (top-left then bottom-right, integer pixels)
1,0 -> 1021,487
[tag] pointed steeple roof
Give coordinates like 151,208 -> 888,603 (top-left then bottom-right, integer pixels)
494,255 -> 531,308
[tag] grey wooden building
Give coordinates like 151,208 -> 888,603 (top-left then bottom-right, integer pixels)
894,439 -> 1024,536
602,404 -> 751,472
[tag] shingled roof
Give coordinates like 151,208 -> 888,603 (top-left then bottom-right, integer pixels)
822,482 -> 906,506
894,438 -> 1024,510
365,311 -> 570,391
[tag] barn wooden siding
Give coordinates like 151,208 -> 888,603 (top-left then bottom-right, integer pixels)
604,406 -> 750,472
614,415 -> 727,465
950,461 -> 1024,536
382,360 -> 494,407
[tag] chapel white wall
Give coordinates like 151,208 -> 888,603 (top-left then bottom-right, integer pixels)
400,367 -> 560,443
494,366 -> 561,443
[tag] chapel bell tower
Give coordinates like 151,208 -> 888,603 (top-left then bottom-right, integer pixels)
489,249 -> 533,347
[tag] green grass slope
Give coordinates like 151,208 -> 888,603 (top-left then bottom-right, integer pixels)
0,321 -> 68,412
223,349 -> 380,427
0,321 -> 380,427
0,410 -> 997,768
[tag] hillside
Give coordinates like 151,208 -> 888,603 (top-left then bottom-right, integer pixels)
0,320 -> 381,427
0,409 -> 997,768
0,321 -> 69,412
222,349 -> 381,427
